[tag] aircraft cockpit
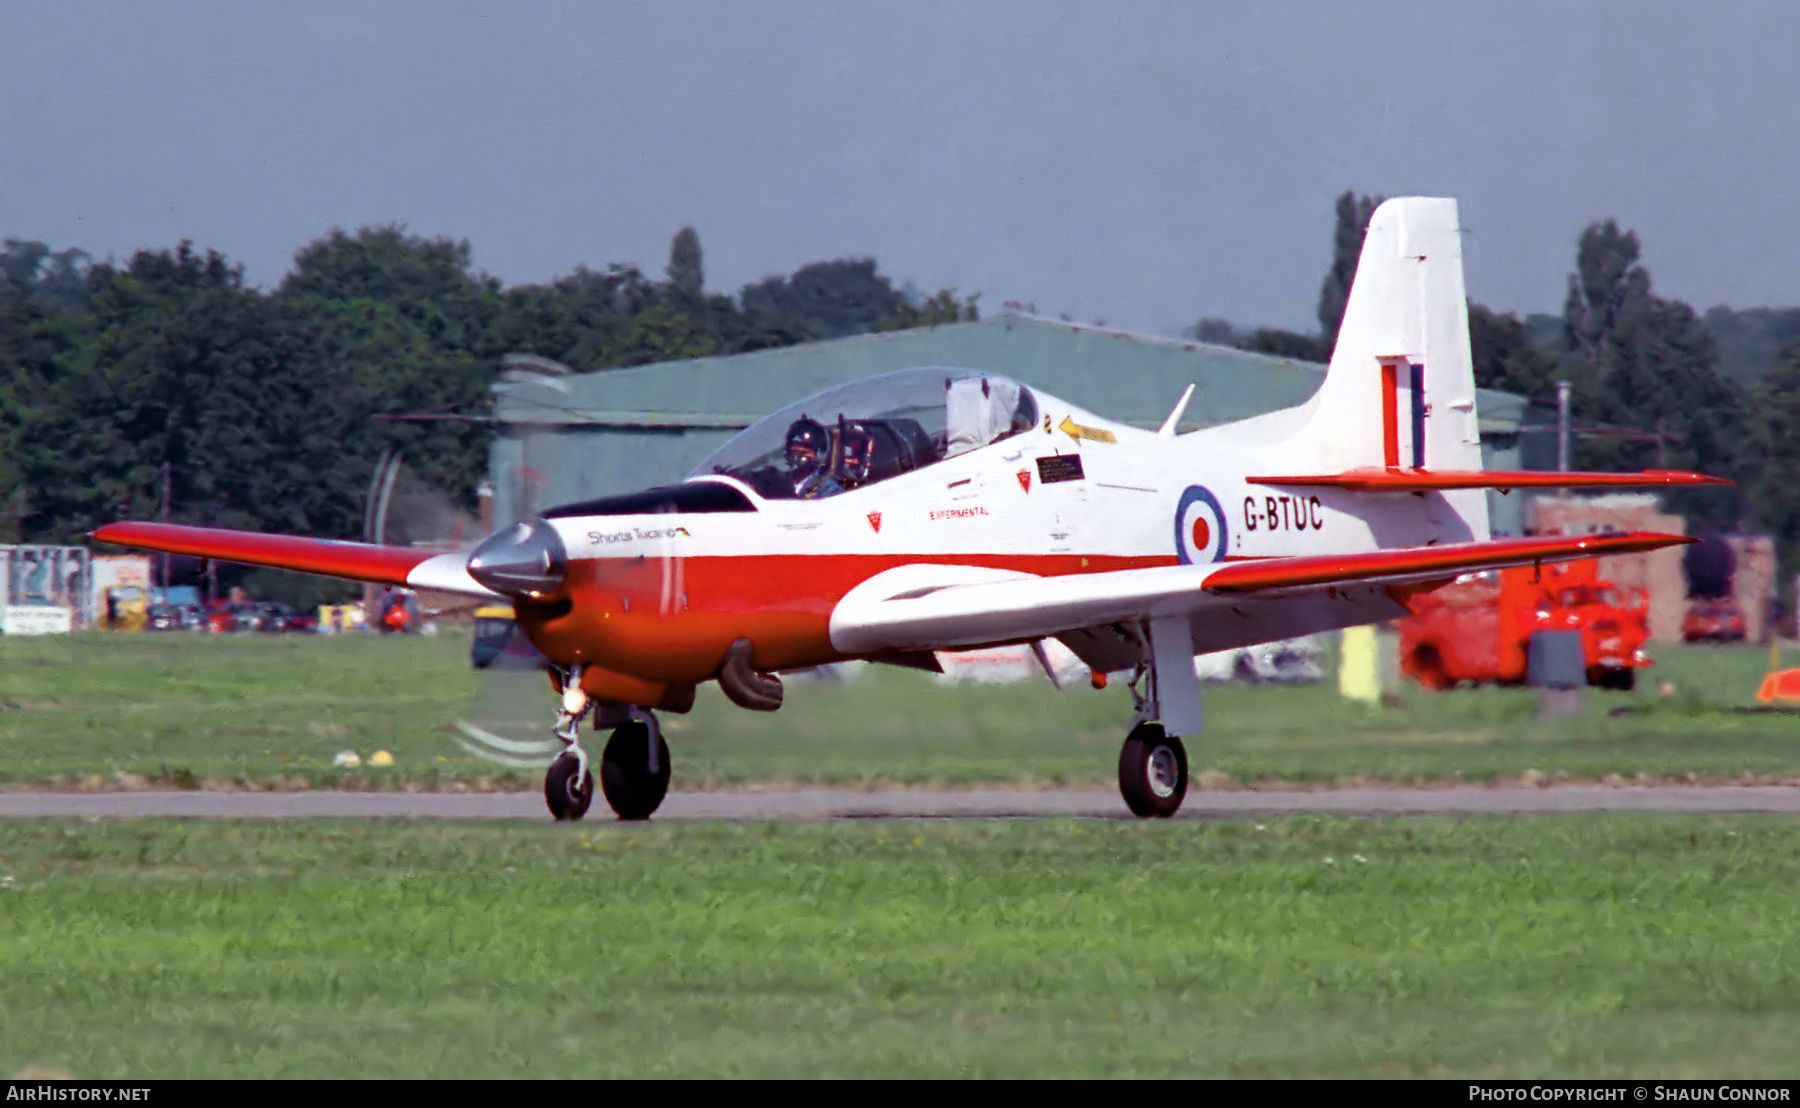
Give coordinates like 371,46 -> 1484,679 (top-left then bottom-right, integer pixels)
693,367 -> 1040,500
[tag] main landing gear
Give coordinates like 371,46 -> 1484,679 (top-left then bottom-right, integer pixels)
1118,721 -> 1188,819
1114,618 -> 1201,819
545,667 -> 671,822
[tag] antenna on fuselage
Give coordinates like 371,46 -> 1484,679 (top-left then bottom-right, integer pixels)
1157,384 -> 1196,437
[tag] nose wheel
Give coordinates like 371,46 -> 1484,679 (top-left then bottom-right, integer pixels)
1118,722 -> 1187,818
545,753 -> 594,820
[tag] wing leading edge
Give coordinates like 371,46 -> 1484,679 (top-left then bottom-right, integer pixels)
828,531 -> 1692,655
90,522 -> 497,598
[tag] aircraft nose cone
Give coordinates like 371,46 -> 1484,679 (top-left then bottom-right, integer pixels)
466,519 -> 568,598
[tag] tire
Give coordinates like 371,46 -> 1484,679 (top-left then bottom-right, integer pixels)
600,721 -> 672,821
1599,667 -> 1637,692
1118,722 -> 1188,819
1411,646 -> 1451,691
544,753 -> 593,821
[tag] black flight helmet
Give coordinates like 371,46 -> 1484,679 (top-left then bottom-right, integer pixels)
785,416 -> 828,472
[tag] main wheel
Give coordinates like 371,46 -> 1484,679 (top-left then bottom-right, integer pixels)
1411,646 -> 1452,691
544,753 -> 594,821
1597,666 -> 1637,692
600,720 -> 671,821
1118,722 -> 1188,819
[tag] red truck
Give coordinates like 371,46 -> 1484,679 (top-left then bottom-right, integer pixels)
1399,559 -> 1651,691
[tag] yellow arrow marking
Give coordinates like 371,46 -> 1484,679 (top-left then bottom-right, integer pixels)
1058,415 -> 1116,444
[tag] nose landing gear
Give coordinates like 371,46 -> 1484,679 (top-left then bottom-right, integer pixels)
545,753 -> 594,821
542,667 -> 672,822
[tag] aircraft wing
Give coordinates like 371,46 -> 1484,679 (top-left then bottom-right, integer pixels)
90,522 -> 498,598
828,531 -> 1691,655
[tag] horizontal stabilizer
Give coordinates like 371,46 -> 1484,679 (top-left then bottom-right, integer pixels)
1202,531 -> 1692,594
90,522 -> 497,597
1247,468 -> 1729,493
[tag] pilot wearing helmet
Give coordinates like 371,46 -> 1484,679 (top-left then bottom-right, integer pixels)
837,420 -> 878,490
785,416 -> 837,499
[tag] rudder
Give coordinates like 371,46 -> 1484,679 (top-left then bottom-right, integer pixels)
1303,197 -> 1484,475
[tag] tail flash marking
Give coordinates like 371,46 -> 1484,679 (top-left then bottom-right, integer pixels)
1380,360 -> 1401,469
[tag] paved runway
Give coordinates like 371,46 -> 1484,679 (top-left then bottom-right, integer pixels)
1,785 -> 1798,820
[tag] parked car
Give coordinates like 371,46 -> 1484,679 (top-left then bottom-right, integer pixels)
1682,597 -> 1747,643
206,601 -> 260,633
146,603 -> 205,631
249,602 -> 318,633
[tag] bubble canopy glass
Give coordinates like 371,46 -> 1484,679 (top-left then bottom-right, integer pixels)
692,367 -> 1039,500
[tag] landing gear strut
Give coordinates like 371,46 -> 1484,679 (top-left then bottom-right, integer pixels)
1115,621 -> 1198,819
545,666 -> 594,821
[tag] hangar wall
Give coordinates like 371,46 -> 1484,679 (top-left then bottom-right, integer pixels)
490,311 -> 1536,530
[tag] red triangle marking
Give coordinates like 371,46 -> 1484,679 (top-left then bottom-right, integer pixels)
867,512 -> 882,533
1016,470 -> 1032,492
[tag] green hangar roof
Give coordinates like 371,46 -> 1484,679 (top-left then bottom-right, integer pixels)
489,311 -> 1535,529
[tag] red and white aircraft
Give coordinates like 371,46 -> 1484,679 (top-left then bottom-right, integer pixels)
96,198 -> 1724,820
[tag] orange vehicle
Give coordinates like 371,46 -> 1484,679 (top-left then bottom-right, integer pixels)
1400,559 -> 1651,691
1681,597 -> 1747,643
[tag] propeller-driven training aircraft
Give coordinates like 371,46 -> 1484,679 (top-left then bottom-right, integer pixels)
96,198 -> 1725,821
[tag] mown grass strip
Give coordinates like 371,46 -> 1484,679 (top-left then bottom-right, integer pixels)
3,632 -> 1796,788
2,815 -> 1798,1077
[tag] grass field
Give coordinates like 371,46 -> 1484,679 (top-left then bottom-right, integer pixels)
2,814 -> 1798,1078
1,630 -> 1797,789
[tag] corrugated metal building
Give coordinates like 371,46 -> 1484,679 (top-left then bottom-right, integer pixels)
490,311 -> 1540,531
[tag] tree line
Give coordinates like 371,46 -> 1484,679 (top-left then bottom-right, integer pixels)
1195,192 -> 1800,593
4,198 -> 1794,600
0,227 -> 977,565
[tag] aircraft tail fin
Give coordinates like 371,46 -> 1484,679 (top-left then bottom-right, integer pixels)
1302,197 -> 1484,475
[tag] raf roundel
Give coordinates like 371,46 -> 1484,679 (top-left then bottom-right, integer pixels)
1173,485 -> 1229,565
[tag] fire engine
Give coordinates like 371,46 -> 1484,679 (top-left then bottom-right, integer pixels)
1399,558 -> 1650,691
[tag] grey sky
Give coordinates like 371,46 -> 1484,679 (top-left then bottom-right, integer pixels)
5,1 -> 1797,335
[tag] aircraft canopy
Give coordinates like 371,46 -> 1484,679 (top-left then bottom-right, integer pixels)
693,367 -> 1039,500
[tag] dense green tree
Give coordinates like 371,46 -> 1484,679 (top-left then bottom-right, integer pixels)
0,217 -> 962,560
1240,328 -> 1331,362
870,288 -> 980,332
665,226 -> 704,301
23,243 -> 288,541
1746,338 -> 1800,597
1702,305 -> 1800,385
280,225 -> 495,306
1468,303 -> 1560,400
1555,220 -> 1747,528
740,258 -> 905,337
0,275 -> 81,539
1317,191 -> 1384,346
274,226 -> 508,514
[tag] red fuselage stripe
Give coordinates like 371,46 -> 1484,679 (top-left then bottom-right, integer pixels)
522,550 -> 1177,679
